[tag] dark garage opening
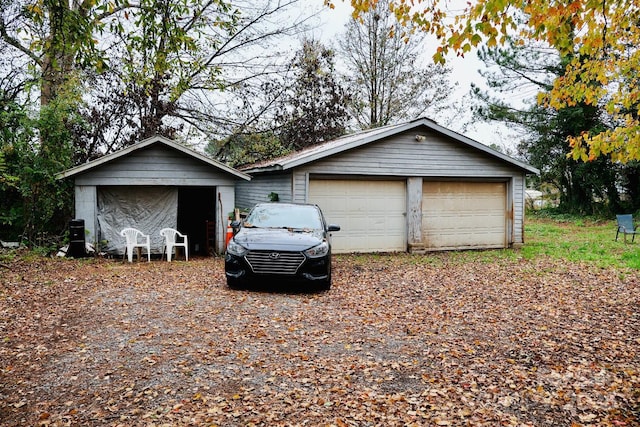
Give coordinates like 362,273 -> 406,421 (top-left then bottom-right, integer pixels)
178,186 -> 216,256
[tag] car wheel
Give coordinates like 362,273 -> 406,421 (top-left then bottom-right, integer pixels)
319,278 -> 331,291
227,277 -> 243,290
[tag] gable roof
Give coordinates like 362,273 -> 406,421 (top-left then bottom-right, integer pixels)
241,117 -> 539,175
56,135 -> 251,181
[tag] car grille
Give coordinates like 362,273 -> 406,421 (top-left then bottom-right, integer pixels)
245,251 -> 305,275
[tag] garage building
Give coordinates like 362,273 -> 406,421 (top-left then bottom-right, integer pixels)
235,118 -> 539,253
57,136 -> 250,256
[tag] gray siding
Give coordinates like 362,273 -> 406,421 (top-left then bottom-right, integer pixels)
74,145 -> 237,186
299,131 -> 517,178
234,174 -> 292,211
236,129 -> 530,252
513,174 -> 526,244
292,171 -> 307,204
75,185 -> 98,244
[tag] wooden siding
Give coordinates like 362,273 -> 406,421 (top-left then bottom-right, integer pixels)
298,131 -> 517,178
234,174 -> 292,210
293,171 -> 307,204
235,129 -> 529,251
75,185 -> 97,244
512,174 -> 525,244
406,177 -> 422,246
74,145 -> 238,186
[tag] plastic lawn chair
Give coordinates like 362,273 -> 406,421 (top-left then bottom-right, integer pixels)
120,227 -> 151,262
160,228 -> 189,262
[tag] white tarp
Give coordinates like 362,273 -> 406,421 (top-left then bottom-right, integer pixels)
97,186 -> 178,255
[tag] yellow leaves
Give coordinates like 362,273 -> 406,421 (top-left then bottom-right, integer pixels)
470,34 -> 483,46
336,0 -> 640,161
25,3 -> 44,18
349,0 -> 378,19
567,119 -> 640,164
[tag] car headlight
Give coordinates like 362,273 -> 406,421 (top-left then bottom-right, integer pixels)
304,241 -> 329,258
226,239 -> 248,256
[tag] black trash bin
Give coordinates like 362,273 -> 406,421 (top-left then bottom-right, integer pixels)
68,219 -> 87,258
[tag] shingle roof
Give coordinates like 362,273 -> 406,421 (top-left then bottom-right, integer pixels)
240,117 -> 539,175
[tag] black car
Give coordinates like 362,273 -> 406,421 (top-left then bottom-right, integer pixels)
224,202 -> 340,290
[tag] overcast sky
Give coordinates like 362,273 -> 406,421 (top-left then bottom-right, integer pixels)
297,0 -> 526,153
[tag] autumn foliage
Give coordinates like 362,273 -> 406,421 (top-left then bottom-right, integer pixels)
338,0 -> 640,163
1,253 -> 638,426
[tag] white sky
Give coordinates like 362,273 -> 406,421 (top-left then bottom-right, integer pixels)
297,0 -> 526,152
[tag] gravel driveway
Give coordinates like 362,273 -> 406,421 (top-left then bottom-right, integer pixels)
1,254 -> 639,426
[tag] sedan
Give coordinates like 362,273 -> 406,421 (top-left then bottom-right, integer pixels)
224,202 -> 340,290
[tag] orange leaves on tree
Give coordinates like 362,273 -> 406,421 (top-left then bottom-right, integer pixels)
342,0 -> 640,162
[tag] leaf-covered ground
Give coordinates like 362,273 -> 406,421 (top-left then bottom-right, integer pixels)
1,254 -> 638,426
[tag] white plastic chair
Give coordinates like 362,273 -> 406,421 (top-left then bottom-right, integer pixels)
120,228 -> 151,262
160,228 -> 189,262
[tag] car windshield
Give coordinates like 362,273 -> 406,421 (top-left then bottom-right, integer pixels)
244,204 -> 323,230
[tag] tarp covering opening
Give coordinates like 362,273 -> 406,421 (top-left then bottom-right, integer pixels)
97,186 -> 178,255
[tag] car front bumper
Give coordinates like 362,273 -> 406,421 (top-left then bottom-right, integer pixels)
225,251 -> 331,284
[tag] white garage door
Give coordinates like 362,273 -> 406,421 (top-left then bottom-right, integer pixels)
422,181 -> 506,250
309,179 -> 406,253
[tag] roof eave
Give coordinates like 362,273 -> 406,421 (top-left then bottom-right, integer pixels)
257,118 -> 539,175
241,164 -> 284,174
56,135 -> 251,181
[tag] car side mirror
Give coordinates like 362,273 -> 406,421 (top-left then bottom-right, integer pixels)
327,224 -> 340,232
231,220 -> 242,233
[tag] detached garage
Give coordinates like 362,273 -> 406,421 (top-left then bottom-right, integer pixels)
236,118 -> 539,253
57,136 -> 250,256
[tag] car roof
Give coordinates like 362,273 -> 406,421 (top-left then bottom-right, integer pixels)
254,202 -> 319,208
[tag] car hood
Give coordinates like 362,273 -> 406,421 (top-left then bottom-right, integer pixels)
233,227 -> 325,251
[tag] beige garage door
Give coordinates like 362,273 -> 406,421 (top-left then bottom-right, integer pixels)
422,181 -> 506,250
309,179 -> 406,253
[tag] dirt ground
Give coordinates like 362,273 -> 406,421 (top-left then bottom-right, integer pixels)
1,254 -> 639,426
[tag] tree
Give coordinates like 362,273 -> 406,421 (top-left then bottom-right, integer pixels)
471,39 -> 632,214
275,38 -> 350,150
0,84 -> 77,243
0,0 -> 321,245
339,0 -> 640,162
0,95 -> 24,236
105,0 -> 319,150
111,0 -> 238,142
0,0 -> 115,107
209,38 -> 350,165
338,0 -> 455,129
1,0 -> 315,156
207,130 -> 291,168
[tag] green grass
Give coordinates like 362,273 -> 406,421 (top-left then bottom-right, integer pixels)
338,213 -> 640,270
520,214 -> 640,269
441,213 -> 640,270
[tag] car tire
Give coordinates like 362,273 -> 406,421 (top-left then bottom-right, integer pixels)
227,277 -> 243,290
320,264 -> 332,290
319,278 -> 331,291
